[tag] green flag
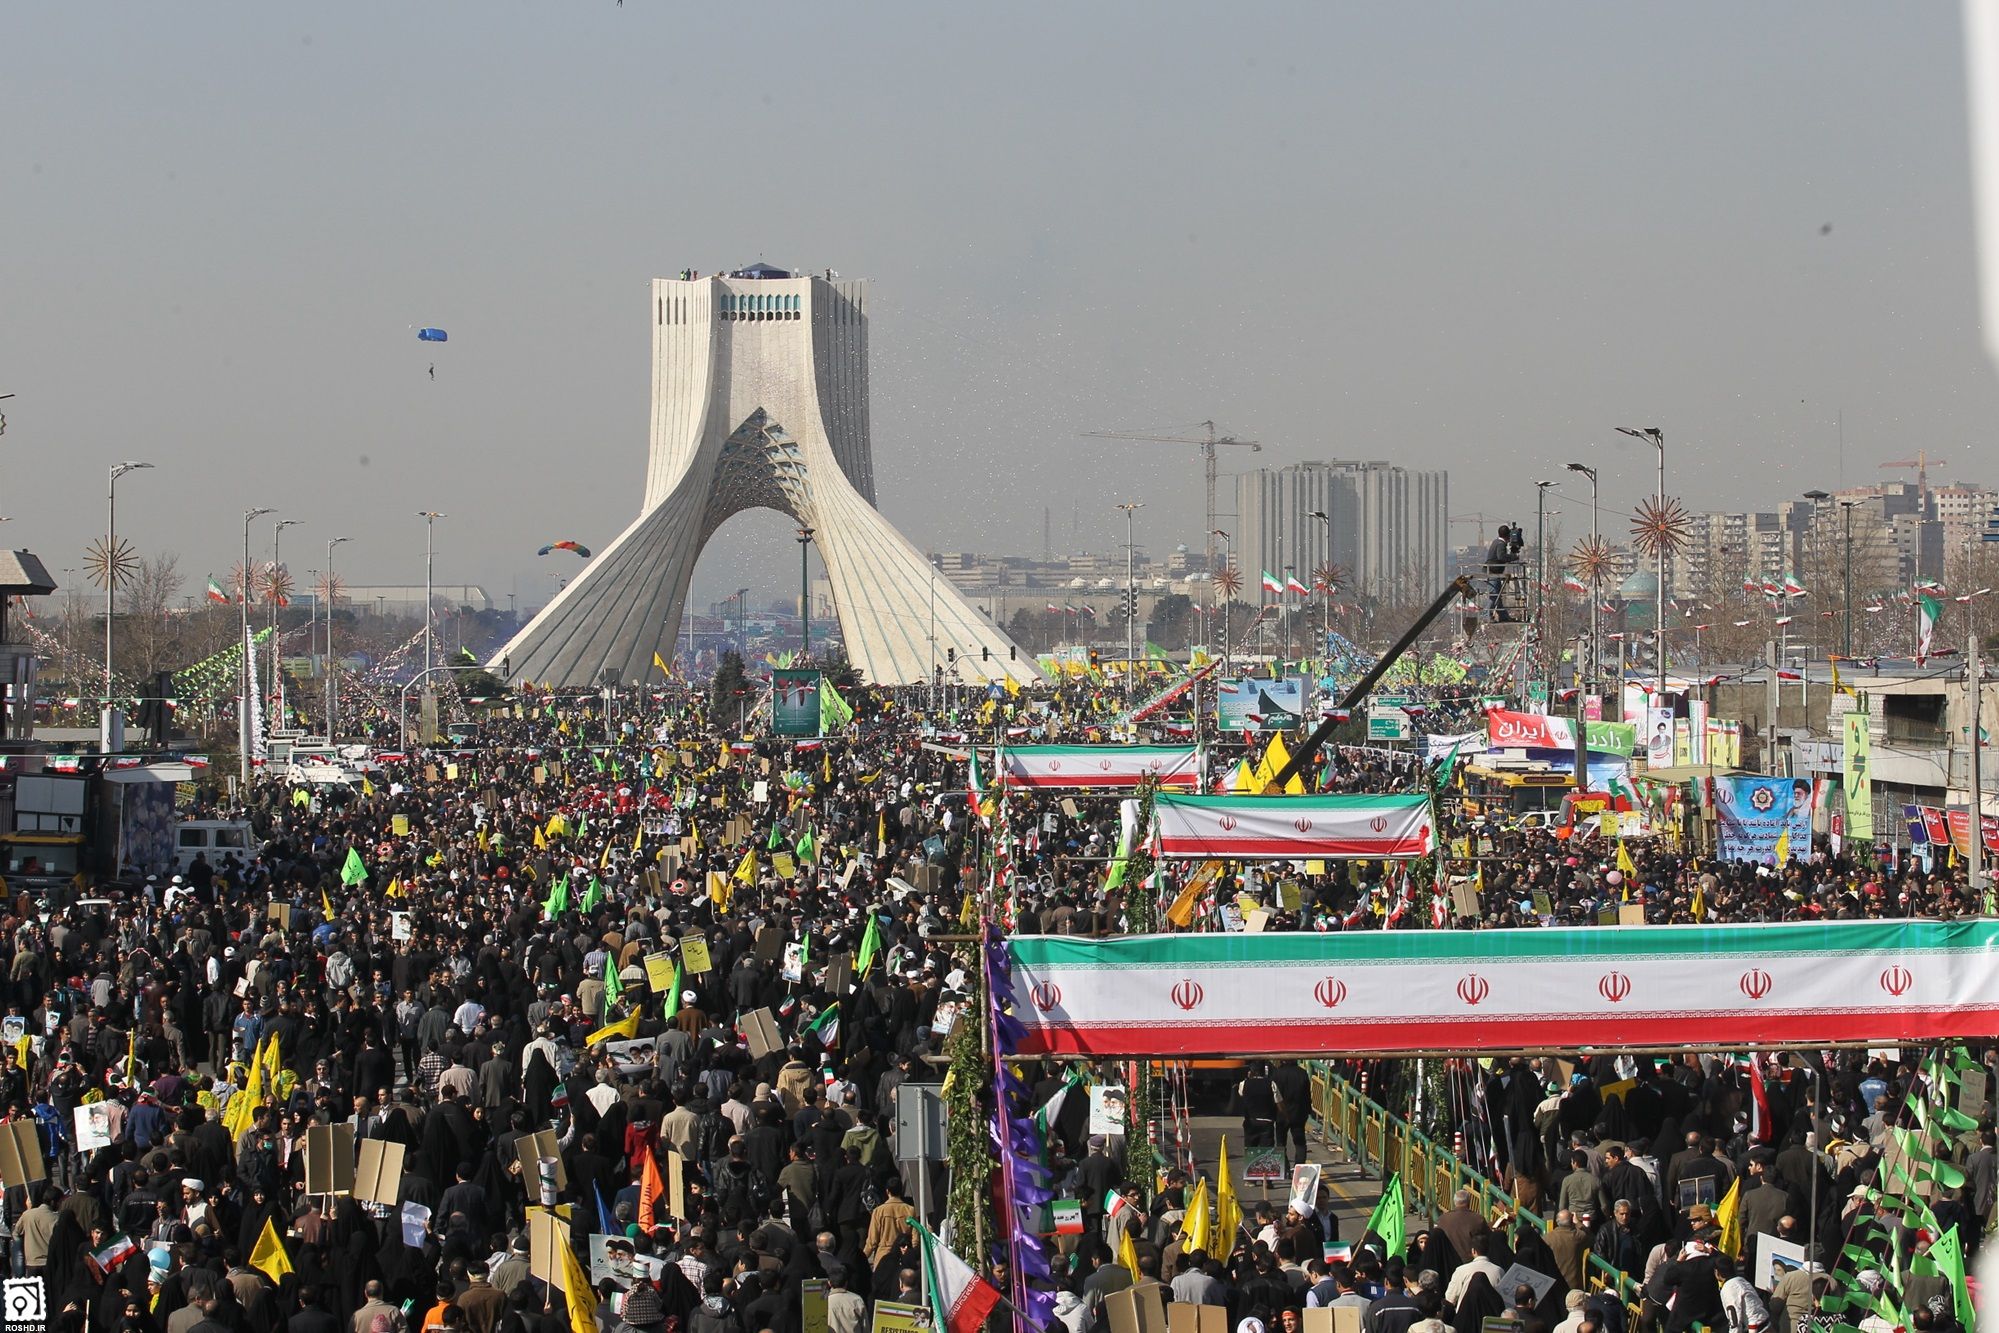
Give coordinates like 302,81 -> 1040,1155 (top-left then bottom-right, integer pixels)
820,683 -> 854,731
603,960 -> 622,1011
661,960 -> 683,1021
767,822 -> 785,851
581,876 -> 604,912
1920,1225 -> 1972,1330
543,875 -> 569,920
1363,1172 -> 1406,1259
795,828 -> 817,865
856,913 -> 883,977
340,848 -> 368,886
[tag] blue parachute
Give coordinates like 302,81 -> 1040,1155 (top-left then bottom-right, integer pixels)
416,328 -> 448,343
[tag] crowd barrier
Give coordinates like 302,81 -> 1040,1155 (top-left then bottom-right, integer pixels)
1305,1063 -> 1674,1327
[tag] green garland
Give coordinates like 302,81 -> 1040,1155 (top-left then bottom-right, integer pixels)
943,958 -> 992,1248
1122,780 -> 1161,1196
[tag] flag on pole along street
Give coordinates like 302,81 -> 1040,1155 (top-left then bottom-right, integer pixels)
1261,570 -> 1284,593
1362,1171 -> 1406,1258
911,1220 -> 1002,1333
206,577 -> 230,603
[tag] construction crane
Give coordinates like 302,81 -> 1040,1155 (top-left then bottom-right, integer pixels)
1881,451 -> 1949,581
1081,421 -> 1259,589
1450,512 -> 1500,545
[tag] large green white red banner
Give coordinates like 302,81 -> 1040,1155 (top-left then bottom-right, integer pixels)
1151,793 -> 1432,860
1000,746 -> 1201,790
1007,922 -> 1999,1056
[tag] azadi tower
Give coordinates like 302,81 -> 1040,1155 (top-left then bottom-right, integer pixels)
491,265 -> 1038,688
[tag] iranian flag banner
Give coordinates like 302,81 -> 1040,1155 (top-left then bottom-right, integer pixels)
912,1220 -> 1001,1333
1007,920 -> 1999,1057
206,577 -> 230,604
1000,745 -> 1202,791
1152,793 -> 1432,860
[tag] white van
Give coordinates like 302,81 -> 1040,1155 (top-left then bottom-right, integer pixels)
175,820 -> 260,873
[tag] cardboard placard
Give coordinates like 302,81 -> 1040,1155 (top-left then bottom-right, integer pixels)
1495,1263 -> 1557,1306
753,780 -> 771,804
1061,798 -> 1081,819
305,1122 -> 356,1195
267,903 -> 292,928
424,764 -> 439,782
742,1007 -> 783,1060
643,953 -> 677,994
755,927 -> 782,961
528,1206 -> 566,1288
1245,908 -> 1272,933
353,1138 -> 404,1206
643,866 -> 663,896
533,766 -> 547,785
1618,904 -> 1646,926
680,937 -> 713,975
1450,882 -> 1480,919
1169,1305 -> 1228,1333
0,1119 -> 44,1188
665,1146 -> 688,1222
513,1129 -> 567,1190
822,951 -> 852,997
1103,1281 -> 1168,1333
392,814 -> 411,837
1301,1309 -> 1361,1333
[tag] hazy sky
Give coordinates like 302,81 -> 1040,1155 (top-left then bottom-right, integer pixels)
6,4 -> 1997,615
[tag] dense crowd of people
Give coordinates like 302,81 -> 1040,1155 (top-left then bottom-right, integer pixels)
0,679 -> 1973,1333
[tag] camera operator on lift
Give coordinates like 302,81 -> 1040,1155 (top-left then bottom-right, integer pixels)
1484,522 -> 1524,622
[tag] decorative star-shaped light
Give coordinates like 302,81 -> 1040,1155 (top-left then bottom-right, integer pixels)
85,537 -> 137,591
1630,496 -> 1693,559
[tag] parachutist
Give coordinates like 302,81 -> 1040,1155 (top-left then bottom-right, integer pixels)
428,364 -> 435,380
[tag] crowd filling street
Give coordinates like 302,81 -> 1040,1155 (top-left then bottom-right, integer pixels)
0,679 -> 1981,1333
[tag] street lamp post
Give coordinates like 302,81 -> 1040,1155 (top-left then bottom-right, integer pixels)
1117,503 -> 1143,705
416,512 -> 446,678
1616,426 -> 1667,697
240,507 -> 274,786
1840,501 -> 1858,659
103,462 -> 151,739
1565,463 -> 1600,697
796,526 -> 815,660
325,536 -> 351,737
1307,510 -> 1332,660
269,518 -> 299,732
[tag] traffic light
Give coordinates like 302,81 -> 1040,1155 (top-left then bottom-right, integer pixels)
1089,647 -> 1101,668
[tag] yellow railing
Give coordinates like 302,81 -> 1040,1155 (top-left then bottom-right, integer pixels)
1308,1065 -> 1657,1323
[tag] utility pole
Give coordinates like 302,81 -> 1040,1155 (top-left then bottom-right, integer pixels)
1841,500 -> 1857,659
1566,463 -> 1600,700
1618,426 -> 1667,697
103,461 -> 152,748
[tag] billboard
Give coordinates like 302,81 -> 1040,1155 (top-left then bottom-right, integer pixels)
1714,775 -> 1813,865
771,670 -> 822,737
1216,677 -> 1305,731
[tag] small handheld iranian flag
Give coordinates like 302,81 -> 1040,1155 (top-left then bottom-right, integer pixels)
911,1220 -> 1001,1333
206,577 -> 230,604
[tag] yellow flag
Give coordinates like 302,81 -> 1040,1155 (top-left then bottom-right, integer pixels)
1773,829 -> 1791,865
1179,1176 -> 1212,1255
1004,675 -> 1021,698
632,822 -> 644,854
360,775 -> 374,796
654,651 -> 670,678
598,839 -> 613,870
477,827 -> 490,853
13,1034 -> 29,1071
1691,885 -> 1708,921
557,1226 -> 599,1333
321,888 -> 334,919
1214,1136 -> 1243,1253
1616,839 -> 1637,878
249,1216 -> 293,1283
584,1008 -> 640,1047
384,877 -> 403,899
733,850 -> 756,884
1262,733 -> 1305,794
1117,1221 -> 1141,1280
1714,1174 -> 1743,1259
534,825 -> 548,851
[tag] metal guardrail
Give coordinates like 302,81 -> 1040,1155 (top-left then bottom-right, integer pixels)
1307,1065 -> 1661,1325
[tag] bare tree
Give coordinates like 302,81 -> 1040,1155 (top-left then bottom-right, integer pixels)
121,552 -> 183,681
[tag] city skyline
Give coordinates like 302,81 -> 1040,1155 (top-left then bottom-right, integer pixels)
5,7 -> 1998,617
